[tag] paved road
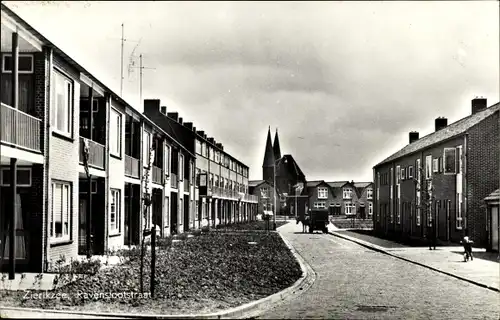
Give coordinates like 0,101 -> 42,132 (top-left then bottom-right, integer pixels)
258,223 -> 500,319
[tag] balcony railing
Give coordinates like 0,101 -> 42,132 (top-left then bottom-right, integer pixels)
125,155 -> 140,178
79,137 -> 105,169
1,103 -> 41,152
152,165 -> 163,185
210,186 -> 258,203
170,173 -> 178,189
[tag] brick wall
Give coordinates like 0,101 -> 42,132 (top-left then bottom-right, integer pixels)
46,54 -> 80,268
467,110 -> 499,247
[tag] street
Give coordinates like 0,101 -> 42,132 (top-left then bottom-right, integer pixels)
257,223 -> 500,319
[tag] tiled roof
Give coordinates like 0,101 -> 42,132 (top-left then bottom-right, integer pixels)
327,181 -> 349,188
306,180 -> 324,187
248,180 -> 266,187
278,154 -> 306,179
484,189 -> 500,201
374,103 -> 500,168
354,182 -> 373,189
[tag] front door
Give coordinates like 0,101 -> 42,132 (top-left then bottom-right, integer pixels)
78,198 -> 87,254
491,206 -> 499,252
359,206 -> 366,219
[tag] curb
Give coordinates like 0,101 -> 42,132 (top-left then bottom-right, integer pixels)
0,228 -> 315,320
329,232 -> 500,293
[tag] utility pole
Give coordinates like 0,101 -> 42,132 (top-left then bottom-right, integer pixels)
130,54 -> 155,107
120,23 -> 124,96
108,23 -> 140,97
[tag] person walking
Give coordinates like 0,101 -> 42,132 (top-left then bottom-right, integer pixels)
461,229 -> 474,262
427,222 -> 437,250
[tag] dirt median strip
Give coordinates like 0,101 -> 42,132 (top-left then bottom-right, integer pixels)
328,232 -> 500,293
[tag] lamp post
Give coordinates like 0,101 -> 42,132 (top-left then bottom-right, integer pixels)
273,159 -> 280,230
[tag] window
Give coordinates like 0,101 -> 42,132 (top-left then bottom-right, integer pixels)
164,145 -> 170,176
209,173 -> 214,188
443,148 -> 456,174
368,202 -> 373,216
318,187 -> 328,199
2,54 -> 34,73
456,146 -> 463,174
313,201 -> 326,209
396,186 -> 401,224
143,131 -> 151,167
425,155 -> 432,179
456,195 -> 463,229
345,202 -> 354,215
51,181 -> 71,241
261,187 -> 269,198
343,188 -> 352,199
396,166 -> 401,184
408,166 -> 414,179
190,161 -> 195,185
0,168 -> 32,187
179,154 -> 184,181
165,197 -> 170,227
366,188 -> 373,200
110,189 -> 121,234
110,108 -> 122,156
416,159 -> 421,182
432,158 -> 439,173
51,69 -> 73,135
401,168 -> 406,180
195,140 -> 202,154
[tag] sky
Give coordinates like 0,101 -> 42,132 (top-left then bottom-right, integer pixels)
5,1 -> 499,182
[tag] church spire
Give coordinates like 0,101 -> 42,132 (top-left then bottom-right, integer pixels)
263,126 -> 275,167
262,126 -> 275,181
273,128 -> 281,161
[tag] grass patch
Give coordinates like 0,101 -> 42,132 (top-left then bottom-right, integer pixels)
0,232 -> 301,315
216,220 -> 289,231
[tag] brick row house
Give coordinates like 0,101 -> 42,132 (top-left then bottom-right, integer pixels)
306,180 -> 373,218
143,100 -> 258,231
0,4 -> 258,275
373,98 -> 499,251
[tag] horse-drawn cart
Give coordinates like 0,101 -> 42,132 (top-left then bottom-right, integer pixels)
297,209 -> 329,233
308,209 -> 329,233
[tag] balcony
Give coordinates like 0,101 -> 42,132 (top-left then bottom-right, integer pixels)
79,137 -> 105,169
125,155 -> 140,178
210,186 -> 258,203
1,103 -> 41,152
152,165 -> 163,185
170,173 -> 178,189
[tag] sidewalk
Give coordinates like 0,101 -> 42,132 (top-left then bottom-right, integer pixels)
328,224 -> 500,292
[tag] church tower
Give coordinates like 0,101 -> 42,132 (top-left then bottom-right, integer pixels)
262,126 -> 275,182
273,128 -> 282,161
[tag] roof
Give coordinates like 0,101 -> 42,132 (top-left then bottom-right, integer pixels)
306,180 -> 324,188
354,182 -> 373,189
374,103 -> 500,168
484,189 -> 500,202
0,3 -> 195,159
278,154 -> 306,179
327,181 -> 349,188
248,180 -> 267,188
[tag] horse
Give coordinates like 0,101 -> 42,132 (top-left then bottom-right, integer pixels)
296,216 -> 310,233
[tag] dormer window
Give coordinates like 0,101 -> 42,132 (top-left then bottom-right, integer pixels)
343,187 -> 353,199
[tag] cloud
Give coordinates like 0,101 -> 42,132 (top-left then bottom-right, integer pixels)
6,1 -> 499,183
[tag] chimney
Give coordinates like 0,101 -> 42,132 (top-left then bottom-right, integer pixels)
204,134 -> 207,140
160,106 -> 167,115
184,122 -> 193,130
192,126 -> 197,132
472,97 -> 487,114
197,130 -> 205,137
208,137 -> 215,144
178,117 -> 183,125
409,131 -> 419,144
434,117 -> 448,131
143,99 -> 161,116
167,112 -> 178,121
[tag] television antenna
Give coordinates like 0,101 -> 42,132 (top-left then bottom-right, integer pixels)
129,54 -> 156,107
